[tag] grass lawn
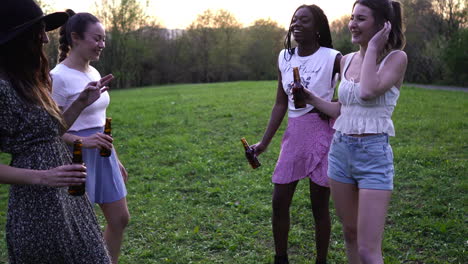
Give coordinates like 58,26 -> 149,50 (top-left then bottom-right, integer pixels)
0,81 -> 466,263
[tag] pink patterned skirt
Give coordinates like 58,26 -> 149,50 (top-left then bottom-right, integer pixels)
272,113 -> 334,187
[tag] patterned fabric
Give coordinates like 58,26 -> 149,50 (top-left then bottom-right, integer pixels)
68,127 -> 127,204
278,47 -> 340,118
272,113 -> 334,187
0,79 -> 110,263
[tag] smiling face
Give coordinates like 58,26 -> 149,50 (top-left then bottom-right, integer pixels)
348,3 -> 381,46
290,7 -> 317,45
72,22 -> 106,62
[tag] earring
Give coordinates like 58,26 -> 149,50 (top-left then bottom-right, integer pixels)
316,32 -> 321,39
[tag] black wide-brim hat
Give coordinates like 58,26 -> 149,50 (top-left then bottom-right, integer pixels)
0,0 -> 69,45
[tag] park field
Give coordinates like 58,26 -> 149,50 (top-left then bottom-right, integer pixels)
0,81 -> 466,263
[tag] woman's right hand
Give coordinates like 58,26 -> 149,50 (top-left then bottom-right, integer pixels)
76,74 -> 114,107
302,88 -> 318,105
39,165 -> 87,187
251,142 -> 268,156
81,133 -> 113,150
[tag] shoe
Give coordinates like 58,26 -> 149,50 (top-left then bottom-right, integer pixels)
274,255 -> 289,264
315,260 -> 327,264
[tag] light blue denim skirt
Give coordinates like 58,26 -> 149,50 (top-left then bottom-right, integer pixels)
328,131 -> 394,190
68,127 -> 127,204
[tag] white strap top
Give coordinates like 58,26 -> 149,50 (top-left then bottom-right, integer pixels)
333,51 -> 400,136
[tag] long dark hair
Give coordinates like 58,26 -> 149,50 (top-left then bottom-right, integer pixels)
58,9 -> 100,62
0,22 -> 63,126
353,0 -> 405,54
284,4 -> 333,60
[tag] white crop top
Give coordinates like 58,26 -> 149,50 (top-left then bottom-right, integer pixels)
51,64 -> 109,132
278,47 -> 340,118
333,51 -> 400,136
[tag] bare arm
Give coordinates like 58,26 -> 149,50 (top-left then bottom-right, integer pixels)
251,70 -> 288,155
303,92 -> 341,119
0,164 -> 86,186
359,22 -> 408,99
60,74 -> 114,130
302,53 -> 347,119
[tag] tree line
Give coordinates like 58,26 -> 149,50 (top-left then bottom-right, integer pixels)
42,0 -> 467,88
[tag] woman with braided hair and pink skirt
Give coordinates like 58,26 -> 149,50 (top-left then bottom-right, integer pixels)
251,4 -> 341,264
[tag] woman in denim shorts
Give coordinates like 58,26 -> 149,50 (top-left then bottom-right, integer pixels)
302,0 -> 407,263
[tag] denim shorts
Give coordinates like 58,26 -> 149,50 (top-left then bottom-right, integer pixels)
328,131 -> 394,190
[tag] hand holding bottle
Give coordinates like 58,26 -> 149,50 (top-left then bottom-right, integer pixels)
79,133 -> 113,150
37,164 -> 86,187
250,141 -> 268,156
292,67 -> 306,108
241,138 -> 261,169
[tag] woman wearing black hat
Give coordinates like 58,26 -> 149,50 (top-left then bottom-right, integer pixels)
0,0 -> 111,262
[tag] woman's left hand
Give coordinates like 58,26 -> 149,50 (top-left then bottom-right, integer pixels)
368,21 -> 392,52
118,161 -> 128,183
77,74 -> 114,107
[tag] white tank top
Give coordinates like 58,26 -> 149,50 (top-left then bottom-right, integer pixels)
333,51 -> 400,136
278,47 -> 340,118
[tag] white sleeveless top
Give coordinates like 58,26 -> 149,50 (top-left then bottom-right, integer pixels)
333,51 -> 400,136
278,47 -> 340,117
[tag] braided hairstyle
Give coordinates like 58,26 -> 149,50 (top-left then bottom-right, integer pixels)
58,9 -> 100,62
284,4 -> 333,60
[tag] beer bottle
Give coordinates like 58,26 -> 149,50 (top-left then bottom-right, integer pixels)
100,117 -> 112,157
240,137 -> 261,169
68,139 -> 86,196
292,67 -> 306,109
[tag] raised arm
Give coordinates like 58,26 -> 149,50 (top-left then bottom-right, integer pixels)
359,22 -> 408,100
60,74 -> 114,130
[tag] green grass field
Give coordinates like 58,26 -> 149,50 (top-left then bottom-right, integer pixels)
0,81 -> 466,263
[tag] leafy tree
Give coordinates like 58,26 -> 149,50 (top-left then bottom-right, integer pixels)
240,19 -> 285,80
94,0 -> 157,88
330,15 -> 356,55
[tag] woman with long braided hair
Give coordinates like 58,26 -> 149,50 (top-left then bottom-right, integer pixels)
251,4 -> 341,264
51,9 -> 129,264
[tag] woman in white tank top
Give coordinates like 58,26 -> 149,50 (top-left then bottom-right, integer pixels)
251,4 -> 341,264
302,1 -> 407,263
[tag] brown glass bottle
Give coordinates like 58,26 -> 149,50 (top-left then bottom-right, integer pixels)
241,137 -> 261,169
68,139 -> 86,196
292,67 -> 306,109
100,117 -> 112,157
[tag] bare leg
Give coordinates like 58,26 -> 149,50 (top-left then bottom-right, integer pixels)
329,179 -> 361,264
272,181 -> 299,257
99,197 -> 130,264
309,180 -> 330,263
357,189 -> 392,264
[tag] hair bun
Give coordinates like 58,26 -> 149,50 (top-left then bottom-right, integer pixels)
65,9 -> 76,17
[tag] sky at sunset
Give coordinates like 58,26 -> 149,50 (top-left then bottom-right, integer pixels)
44,0 -> 354,30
